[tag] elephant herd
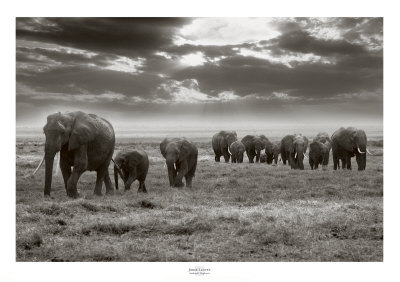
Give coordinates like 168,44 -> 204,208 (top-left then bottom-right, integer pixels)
32,111 -> 372,198
212,129 -> 372,171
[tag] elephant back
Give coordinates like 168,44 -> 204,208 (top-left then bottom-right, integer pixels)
314,132 -> 331,144
212,130 -> 237,151
241,135 -> 256,150
280,134 -> 295,153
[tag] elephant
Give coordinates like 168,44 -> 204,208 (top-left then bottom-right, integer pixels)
160,137 -> 198,187
331,127 -> 370,171
280,134 -> 309,169
241,134 -> 270,163
33,111 -> 115,198
309,132 -> 332,170
212,131 -> 237,162
270,142 -> 281,165
309,141 -> 330,170
113,150 -> 149,193
229,140 -> 245,163
261,142 -> 279,164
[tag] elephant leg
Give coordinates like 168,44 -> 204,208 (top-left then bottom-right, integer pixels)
255,152 -> 260,163
66,167 -> 84,198
215,154 -> 221,162
290,155 -> 296,169
185,175 -> 192,187
174,161 -> 186,187
60,157 -> 71,191
333,154 -> 338,170
185,159 -> 197,188
103,169 -> 114,195
94,169 -> 106,196
138,181 -> 147,193
346,155 -> 352,170
222,151 -> 230,163
341,158 -> 346,170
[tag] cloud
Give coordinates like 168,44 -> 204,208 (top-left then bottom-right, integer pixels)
157,79 -> 241,103
15,17 -> 383,127
175,18 -> 280,46
16,18 -> 192,57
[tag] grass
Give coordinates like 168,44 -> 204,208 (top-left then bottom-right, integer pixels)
15,136 -> 383,261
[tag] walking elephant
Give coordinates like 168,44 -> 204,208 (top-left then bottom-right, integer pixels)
331,127 -> 370,171
113,150 -> 149,193
309,141 -> 330,170
241,134 -> 270,163
280,134 -> 309,169
160,138 -> 198,187
309,132 -> 332,170
33,111 -> 115,198
261,142 -> 280,165
229,140 -> 245,163
270,142 -> 281,165
212,131 -> 237,162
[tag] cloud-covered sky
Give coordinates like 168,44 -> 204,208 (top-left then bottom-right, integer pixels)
16,17 -> 383,129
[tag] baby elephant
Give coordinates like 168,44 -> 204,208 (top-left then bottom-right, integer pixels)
309,141 -> 331,170
229,140 -> 245,163
113,150 -> 149,192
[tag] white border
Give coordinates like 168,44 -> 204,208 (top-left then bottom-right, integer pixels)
2,0 -> 399,281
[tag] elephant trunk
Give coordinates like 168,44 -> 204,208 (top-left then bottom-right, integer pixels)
255,150 -> 261,162
166,158 -> 176,187
44,150 -> 56,196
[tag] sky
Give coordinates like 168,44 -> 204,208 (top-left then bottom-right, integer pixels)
16,17 -> 383,130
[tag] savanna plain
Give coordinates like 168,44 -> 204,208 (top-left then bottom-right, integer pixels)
16,132 -> 383,262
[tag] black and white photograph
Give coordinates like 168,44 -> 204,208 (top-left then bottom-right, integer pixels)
14,16 -> 385,263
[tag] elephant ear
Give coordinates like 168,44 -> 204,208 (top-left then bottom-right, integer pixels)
178,140 -> 191,162
341,129 -> 357,152
160,139 -> 168,158
68,115 -> 97,151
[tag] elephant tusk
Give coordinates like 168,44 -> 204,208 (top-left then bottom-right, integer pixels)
357,147 -> 366,154
32,155 -> 45,175
366,148 -> 374,155
55,152 -> 60,176
294,152 -> 297,159
227,145 -> 232,155
303,153 -> 308,159
174,163 -> 176,170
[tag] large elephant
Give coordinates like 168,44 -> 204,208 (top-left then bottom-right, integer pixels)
331,127 -> 370,171
241,134 -> 270,163
160,138 -> 198,187
113,150 -> 149,192
229,140 -> 245,163
212,131 -> 237,162
33,111 -> 115,198
280,134 -> 309,169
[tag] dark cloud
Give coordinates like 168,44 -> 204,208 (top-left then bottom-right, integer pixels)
16,18 -> 192,57
276,30 -> 367,56
17,65 -> 164,98
172,53 -> 382,99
